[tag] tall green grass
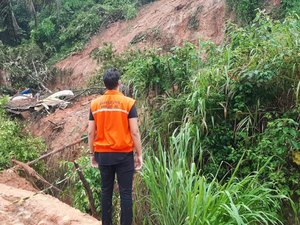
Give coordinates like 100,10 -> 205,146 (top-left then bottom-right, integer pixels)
141,124 -> 284,225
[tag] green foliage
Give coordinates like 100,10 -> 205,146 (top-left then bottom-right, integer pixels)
0,97 -> 45,170
248,118 -> 300,197
194,13 -> 300,189
103,13 -> 300,223
31,17 -> 57,55
121,42 -> 201,97
226,0 -> 263,24
228,12 -> 300,111
30,0 -> 145,61
141,126 -> 284,225
63,156 -> 101,214
281,0 -> 300,15
0,41 -> 50,90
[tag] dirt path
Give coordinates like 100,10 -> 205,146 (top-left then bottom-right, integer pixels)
55,0 -> 225,89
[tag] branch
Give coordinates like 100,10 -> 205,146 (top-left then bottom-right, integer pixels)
31,60 -> 52,94
28,137 -> 87,166
73,161 -> 98,219
12,159 -> 61,193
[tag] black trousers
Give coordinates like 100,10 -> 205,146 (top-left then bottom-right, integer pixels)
98,154 -> 134,225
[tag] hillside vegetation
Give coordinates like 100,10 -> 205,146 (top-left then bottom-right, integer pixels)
89,11 -> 300,224
0,0 -> 300,224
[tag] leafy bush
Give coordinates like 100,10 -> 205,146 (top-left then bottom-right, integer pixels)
0,97 -> 45,170
63,156 -> 101,214
226,0 -> 264,24
248,118 -> 300,197
31,17 -> 58,54
281,0 -> 300,15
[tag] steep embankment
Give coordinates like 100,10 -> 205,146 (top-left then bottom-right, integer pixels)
55,0 -> 225,89
7,0 -> 225,224
29,0 -> 226,166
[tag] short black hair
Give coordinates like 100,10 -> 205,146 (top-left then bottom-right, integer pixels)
103,68 -> 120,90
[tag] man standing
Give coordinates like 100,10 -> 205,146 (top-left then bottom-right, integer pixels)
88,68 -> 143,225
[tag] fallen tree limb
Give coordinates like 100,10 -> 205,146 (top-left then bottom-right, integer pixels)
28,137 -> 87,166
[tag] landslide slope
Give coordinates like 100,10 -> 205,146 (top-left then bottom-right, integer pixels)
55,0 -> 225,89
21,1 -> 225,223
30,0 -> 226,162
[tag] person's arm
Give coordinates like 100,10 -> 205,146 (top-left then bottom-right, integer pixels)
88,120 -> 98,167
129,118 -> 143,170
88,120 -> 96,154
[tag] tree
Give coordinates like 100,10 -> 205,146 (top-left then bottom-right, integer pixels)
0,0 -> 22,45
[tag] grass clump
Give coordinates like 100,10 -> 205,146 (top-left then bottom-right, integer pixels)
140,124 -> 284,225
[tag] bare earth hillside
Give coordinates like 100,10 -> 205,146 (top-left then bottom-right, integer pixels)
29,0 -> 226,183
55,0 -> 225,89
4,0 -> 225,224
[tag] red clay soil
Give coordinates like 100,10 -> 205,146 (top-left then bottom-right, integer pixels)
55,0 -> 225,89
0,183 -> 101,225
0,169 -> 37,192
27,95 -> 96,158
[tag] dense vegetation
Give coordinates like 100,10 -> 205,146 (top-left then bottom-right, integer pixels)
0,97 -> 45,170
227,0 -> 300,23
89,11 -> 300,224
1,0 -> 300,224
0,0 -> 155,90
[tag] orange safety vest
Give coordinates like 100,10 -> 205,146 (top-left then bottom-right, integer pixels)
90,90 -> 135,153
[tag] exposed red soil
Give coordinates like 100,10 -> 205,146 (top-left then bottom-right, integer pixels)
0,183 -> 101,225
28,95 -> 95,152
0,169 -> 37,192
55,0 -> 225,89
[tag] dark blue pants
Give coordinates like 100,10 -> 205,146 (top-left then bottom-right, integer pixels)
98,154 -> 134,225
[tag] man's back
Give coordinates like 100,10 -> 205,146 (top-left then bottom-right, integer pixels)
90,90 -> 135,152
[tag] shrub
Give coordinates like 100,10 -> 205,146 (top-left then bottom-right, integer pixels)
0,97 -> 45,170
248,118 -> 300,197
226,0 -> 264,24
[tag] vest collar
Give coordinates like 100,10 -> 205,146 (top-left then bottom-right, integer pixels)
104,89 -> 123,96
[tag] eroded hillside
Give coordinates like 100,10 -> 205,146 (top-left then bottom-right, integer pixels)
55,0 -> 225,89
